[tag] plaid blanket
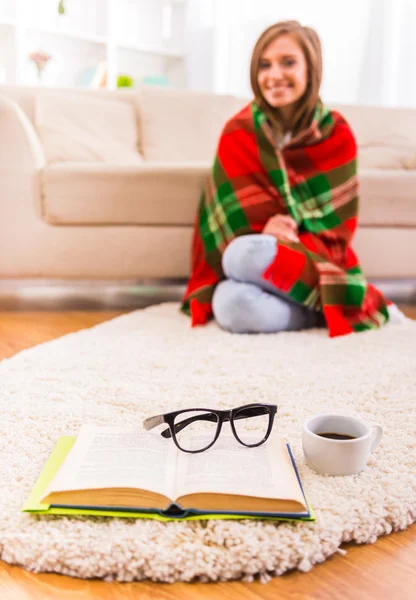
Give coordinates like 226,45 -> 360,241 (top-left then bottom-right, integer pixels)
181,100 -> 389,337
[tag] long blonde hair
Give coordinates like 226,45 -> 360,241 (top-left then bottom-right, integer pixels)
250,20 -> 323,138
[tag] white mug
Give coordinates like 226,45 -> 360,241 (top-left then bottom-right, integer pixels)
302,414 -> 383,476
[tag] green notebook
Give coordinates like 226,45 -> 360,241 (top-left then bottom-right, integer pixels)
22,426 -> 315,523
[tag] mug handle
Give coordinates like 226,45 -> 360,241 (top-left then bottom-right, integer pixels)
370,423 -> 383,451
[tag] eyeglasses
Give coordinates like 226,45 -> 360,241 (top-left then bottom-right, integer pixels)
142,403 -> 278,453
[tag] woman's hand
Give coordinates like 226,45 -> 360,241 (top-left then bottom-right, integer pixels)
262,214 -> 300,243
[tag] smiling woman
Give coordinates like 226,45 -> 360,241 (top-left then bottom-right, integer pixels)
181,20 -> 406,337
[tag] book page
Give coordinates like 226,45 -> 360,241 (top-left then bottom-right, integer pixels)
174,432 -> 304,505
43,425 -> 177,501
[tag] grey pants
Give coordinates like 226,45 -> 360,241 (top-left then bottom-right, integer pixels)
212,234 -> 324,334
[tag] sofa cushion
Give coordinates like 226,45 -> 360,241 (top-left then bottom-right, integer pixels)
359,146 -> 415,170
358,132 -> 416,170
41,162 -> 210,225
332,103 -> 416,170
358,169 -> 416,226
35,93 -> 142,165
137,86 -> 248,162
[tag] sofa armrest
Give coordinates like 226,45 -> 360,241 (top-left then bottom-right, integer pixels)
0,93 -> 46,244
0,93 -> 45,172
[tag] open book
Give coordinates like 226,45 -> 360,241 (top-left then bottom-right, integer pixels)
23,425 -> 314,521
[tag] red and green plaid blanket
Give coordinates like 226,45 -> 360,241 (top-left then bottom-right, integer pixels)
181,100 -> 389,337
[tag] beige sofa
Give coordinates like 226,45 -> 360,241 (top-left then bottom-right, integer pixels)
0,84 -> 415,281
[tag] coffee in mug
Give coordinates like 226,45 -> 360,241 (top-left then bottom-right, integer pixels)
317,432 -> 357,440
302,414 -> 383,476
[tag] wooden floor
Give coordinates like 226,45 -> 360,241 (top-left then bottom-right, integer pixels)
1,307 -> 415,600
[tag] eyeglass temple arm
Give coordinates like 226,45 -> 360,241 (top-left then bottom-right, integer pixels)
142,414 -> 165,431
160,406 -> 269,438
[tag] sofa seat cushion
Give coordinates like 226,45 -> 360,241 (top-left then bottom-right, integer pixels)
42,164 -> 416,228
41,162 -> 210,226
35,92 -> 143,165
358,169 -> 416,226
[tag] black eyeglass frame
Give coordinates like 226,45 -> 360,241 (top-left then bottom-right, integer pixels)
142,403 -> 278,453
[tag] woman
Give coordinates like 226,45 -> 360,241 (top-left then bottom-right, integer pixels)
181,20 -> 404,337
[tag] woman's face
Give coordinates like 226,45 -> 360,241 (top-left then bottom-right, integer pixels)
257,34 -> 308,113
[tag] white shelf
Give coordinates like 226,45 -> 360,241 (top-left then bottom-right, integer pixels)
118,42 -> 184,59
0,0 -> 188,88
26,26 -> 107,46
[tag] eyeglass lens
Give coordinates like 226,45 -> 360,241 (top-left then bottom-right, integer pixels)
173,410 -> 219,452
232,405 -> 271,446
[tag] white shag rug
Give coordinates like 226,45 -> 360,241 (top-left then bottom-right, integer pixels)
0,302 -> 415,583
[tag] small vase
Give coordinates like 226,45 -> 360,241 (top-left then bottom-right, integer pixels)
34,67 -> 43,85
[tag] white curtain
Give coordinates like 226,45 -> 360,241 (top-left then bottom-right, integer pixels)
207,0 -> 416,107
185,0 -> 215,92
359,0 -> 416,107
